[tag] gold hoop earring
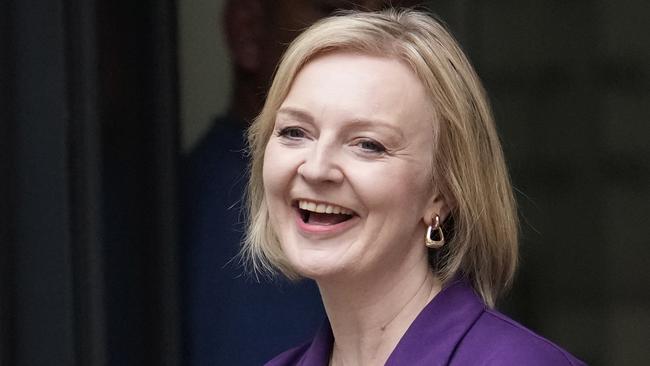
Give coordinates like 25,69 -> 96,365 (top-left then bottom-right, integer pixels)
425,214 -> 445,248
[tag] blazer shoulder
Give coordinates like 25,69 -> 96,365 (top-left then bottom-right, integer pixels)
452,308 -> 587,366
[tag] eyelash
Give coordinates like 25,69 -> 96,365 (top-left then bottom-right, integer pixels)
356,139 -> 387,154
277,127 -> 306,139
276,127 -> 387,155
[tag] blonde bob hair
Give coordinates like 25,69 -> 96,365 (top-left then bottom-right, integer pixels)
243,9 -> 518,307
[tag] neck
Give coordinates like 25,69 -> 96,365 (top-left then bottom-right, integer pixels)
320,253 -> 441,366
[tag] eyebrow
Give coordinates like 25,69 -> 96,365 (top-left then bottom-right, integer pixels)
276,107 -> 404,138
276,107 -> 314,123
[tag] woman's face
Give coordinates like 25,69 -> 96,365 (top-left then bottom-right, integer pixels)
263,52 -> 445,280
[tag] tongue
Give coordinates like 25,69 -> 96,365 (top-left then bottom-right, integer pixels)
307,212 -> 351,225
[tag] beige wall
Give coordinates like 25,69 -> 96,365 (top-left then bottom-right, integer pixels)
177,0 -> 230,152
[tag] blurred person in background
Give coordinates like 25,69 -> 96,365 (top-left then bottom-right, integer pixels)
182,1 -> 421,365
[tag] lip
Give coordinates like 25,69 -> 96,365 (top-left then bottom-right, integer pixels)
293,206 -> 360,236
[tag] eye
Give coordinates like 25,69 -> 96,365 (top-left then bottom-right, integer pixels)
277,127 -> 306,139
356,139 -> 386,154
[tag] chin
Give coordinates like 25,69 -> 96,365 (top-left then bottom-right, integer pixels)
283,244 -> 351,281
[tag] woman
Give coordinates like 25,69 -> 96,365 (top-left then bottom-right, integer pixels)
243,9 -> 586,366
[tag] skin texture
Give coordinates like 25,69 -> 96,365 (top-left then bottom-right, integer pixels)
262,52 -> 449,365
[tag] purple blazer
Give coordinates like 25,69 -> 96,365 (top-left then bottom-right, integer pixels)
266,279 -> 586,365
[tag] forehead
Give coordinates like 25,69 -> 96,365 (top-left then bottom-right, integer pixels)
280,52 -> 433,131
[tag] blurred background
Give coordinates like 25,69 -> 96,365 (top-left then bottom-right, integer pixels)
1,0 -> 649,365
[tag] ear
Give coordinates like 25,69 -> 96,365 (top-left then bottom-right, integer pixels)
423,190 -> 452,227
223,0 -> 264,72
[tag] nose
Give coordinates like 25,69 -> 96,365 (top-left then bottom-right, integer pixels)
297,141 -> 344,184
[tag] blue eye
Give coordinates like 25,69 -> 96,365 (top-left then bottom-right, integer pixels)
358,139 -> 386,153
278,127 -> 305,139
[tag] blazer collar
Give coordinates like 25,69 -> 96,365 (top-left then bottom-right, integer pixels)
299,278 -> 485,366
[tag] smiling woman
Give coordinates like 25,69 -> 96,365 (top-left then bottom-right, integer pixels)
264,52 -> 437,282
243,8 -> 586,366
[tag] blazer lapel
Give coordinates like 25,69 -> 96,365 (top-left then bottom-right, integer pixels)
384,279 -> 485,366
298,320 -> 334,366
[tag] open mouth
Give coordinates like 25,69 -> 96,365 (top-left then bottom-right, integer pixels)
295,200 -> 356,226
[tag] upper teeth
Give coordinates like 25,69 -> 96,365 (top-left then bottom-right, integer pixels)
298,200 -> 353,215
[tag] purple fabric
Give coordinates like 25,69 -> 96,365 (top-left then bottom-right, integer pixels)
265,279 -> 587,365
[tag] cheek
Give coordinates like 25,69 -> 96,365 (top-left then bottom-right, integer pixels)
262,145 -> 280,197
262,144 -> 291,237
351,162 -> 431,209
262,141 -> 297,199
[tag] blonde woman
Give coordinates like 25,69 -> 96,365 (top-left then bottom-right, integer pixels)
244,9 -> 586,366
